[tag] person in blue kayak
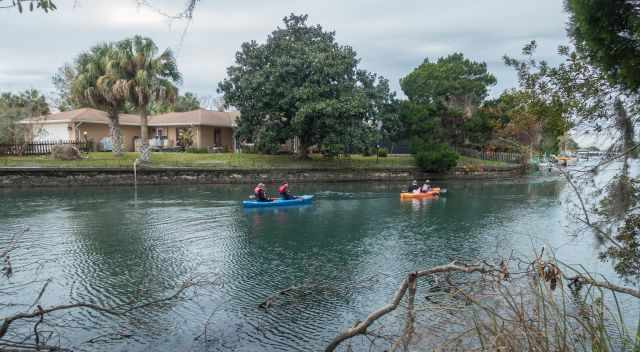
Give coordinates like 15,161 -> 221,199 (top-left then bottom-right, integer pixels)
254,183 -> 273,202
278,182 -> 297,200
407,180 -> 420,193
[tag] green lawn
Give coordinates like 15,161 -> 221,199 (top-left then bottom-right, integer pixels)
0,152 -> 514,169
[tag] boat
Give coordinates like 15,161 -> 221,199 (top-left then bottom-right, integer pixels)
242,195 -> 314,208
400,188 -> 441,199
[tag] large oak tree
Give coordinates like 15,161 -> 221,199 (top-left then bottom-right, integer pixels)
218,14 -> 398,157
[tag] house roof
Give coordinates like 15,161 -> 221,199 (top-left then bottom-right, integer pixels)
148,109 -> 239,127
20,108 -> 240,127
19,108 -> 141,126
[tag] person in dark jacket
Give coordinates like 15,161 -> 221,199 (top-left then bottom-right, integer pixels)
407,180 -> 420,193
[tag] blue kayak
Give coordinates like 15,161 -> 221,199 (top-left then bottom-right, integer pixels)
242,195 -> 314,208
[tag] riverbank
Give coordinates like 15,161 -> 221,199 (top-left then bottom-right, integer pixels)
0,152 -> 509,169
0,153 -> 521,187
0,165 -> 521,187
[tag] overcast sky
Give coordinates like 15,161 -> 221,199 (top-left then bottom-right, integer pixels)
1,0 -> 570,102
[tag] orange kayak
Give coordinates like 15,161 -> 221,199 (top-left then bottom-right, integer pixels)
400,188 -> 441,199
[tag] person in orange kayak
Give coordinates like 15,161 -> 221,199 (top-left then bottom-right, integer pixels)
278,182 -> 297,200
420,180 -> 432,193
407,180 -> 420,193
254,183 -> 273,202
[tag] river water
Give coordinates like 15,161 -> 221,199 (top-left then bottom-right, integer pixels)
0,178 -> 632,351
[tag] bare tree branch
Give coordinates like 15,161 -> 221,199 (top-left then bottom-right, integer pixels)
325,261 -> 495,352
0,274 -> 222,341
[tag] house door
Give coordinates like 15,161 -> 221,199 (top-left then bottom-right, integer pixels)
214,128 -> 221,146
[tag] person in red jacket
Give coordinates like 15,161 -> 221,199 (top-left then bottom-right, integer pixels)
254,183 -> 272,202
278,182 -> 297,200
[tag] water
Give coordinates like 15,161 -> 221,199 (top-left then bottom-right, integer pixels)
0,179 -> 632,351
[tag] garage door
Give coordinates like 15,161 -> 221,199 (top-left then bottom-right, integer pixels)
34,124 -> 70,142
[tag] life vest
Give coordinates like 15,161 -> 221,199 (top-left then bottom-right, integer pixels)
278,184 -> 288,193
254,187 -> 262,197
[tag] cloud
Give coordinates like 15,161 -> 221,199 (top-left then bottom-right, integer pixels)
0,0 -> 569,99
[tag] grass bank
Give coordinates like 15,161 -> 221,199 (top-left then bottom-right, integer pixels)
0,152 -> 513,169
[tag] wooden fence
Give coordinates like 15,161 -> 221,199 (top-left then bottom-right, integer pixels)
0,140 -> 93,156
455,147 -> 522,164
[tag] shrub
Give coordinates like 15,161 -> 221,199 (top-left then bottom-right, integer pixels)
414,143 -> 459,172
178,128 -> 195,148
377,147 -> 388,157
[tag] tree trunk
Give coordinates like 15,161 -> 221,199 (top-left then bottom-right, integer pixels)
108,111 -> 123,156
139,109 -> 151,162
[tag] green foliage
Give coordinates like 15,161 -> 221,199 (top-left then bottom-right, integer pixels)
399,100 -> 443,143
400,53 -> 497,148
0,90 -> 50,117
413,142 -> 459,172
150,92 -> 200,114
149,93 -> 198,114
502,44 -> 577,153
0,90 -> 50,145
218,14 -> 398,157
254,127 -> 282,155
566,0 -> 640,92
70,43 -> 125,115
463,107 -> 496,145
0,106 -> 30,144
108,36 -> 182,151
488,89 -> 567,154
377,147 -> 388,157
177,128 -> 195,148
69,43 -> 128,154
400,53 -> 496,109
600,213 -> 640,285
109,36 -> 182,110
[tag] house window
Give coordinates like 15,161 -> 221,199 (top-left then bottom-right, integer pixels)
153,128 -> 167,140
214,128 -> 222,146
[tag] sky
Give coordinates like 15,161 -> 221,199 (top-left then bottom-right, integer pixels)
1,0 -> 570,103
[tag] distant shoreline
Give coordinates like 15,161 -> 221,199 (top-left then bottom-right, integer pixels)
0,165 -> 523,188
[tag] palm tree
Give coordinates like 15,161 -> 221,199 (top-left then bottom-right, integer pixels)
108,36 -> 182,161
70,43 -> 127,155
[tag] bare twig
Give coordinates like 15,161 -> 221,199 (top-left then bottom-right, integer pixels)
557,167 -> 623,249
565,274 -> 640,299
0,303 -> 119,339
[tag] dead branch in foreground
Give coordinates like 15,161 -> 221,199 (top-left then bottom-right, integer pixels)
0,274 -> 222,348
326,256 -> 640,352
325,261 -> 496,352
